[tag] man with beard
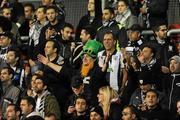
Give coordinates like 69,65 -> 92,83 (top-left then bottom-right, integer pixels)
5,104 -> 21,120
34,75 -> 61,120
79,40 -> 107,106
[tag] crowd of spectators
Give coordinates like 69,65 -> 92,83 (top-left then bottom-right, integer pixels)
0,0 -> 179,120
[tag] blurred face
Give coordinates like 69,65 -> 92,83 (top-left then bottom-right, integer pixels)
140,84 -> 152,93
75,98 -> 87,113
24,6 -> 33,19
88,0 -> 95,12
6,105 -> 17,120
44,41 -> 56,56
42,0 -> 53,6
34,79 -> 46,94
31,75 -> 37,90
145,91 -> 158,108
2,8 -> 11,20
80,29 -> 90,44
177,101 -> 180,115
36,8 -> 46,21
90,112 -> 102,120
155,25 -> 167,39
6,51 -> 17,65
20,100 -> 32,115
103,33 -> 116,51
0,69 -> 11,82
128,30 -> 140,41
82,54 -> 94,66
169,59 -> 180,73
102,9 -> 113,21
61,27 -> 73,40
0,35 -> 11,47
122,107 -> 135,120
176,43 -> 180,54
97,90 -> 104,103
72,85 -> 84,95
142,47 -> 153,59
46,9 -> 57,23
117,1 -> 127,13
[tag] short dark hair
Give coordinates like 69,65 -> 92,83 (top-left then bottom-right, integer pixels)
145,89 -> 159,98
45,39 -> 60,54
123,105 -> 139,118
75,95 -> 87,105
103,31 -> 117,40
21,96 -> 36,111
118,0 -> 129,6
104,7 -> 115,15
37,5 -> 47,13
24,3 -> 35,12
62,22 -> 74,30
82,25 -> 96,39
1,67 -> 14,79
142,44 -> 156,58
46,5 -> 58,13
7,47 -> 20,59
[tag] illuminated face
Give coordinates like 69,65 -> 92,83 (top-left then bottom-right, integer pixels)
42,0 -> 53,6
141,47 -> 153,59
24,6 -> 33,19
0,35 -> 11,47
2,8 -> 11,20
155,25 -> 167,39
122,107 -> 135,120
145,91 -> 158,108
97,90 -> 104,103
0,69 -> 12,82
46,9 -> 57,23
20,100 -> 32,115
170,59 -> 180,73
44,41 -> 56,56
75,98 -> 87,113
103,33 -> 116,51
6,105 -> 17,120
6,51 -> 17,65
177,101 -> 180,115
90,111 -> 102,120
34,79 -> 46,94
82,54 -> 94,66
36,8 -> 46,21
80,29 -> 90,44
117,1 -> 127,13
88,0 -> 95,12
102,9 -> 113,21
61,27 -> 73,40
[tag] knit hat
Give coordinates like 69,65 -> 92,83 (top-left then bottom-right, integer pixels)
81,40 -> 103,59
169,55 -> 180,63
90,106 -> 104,118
